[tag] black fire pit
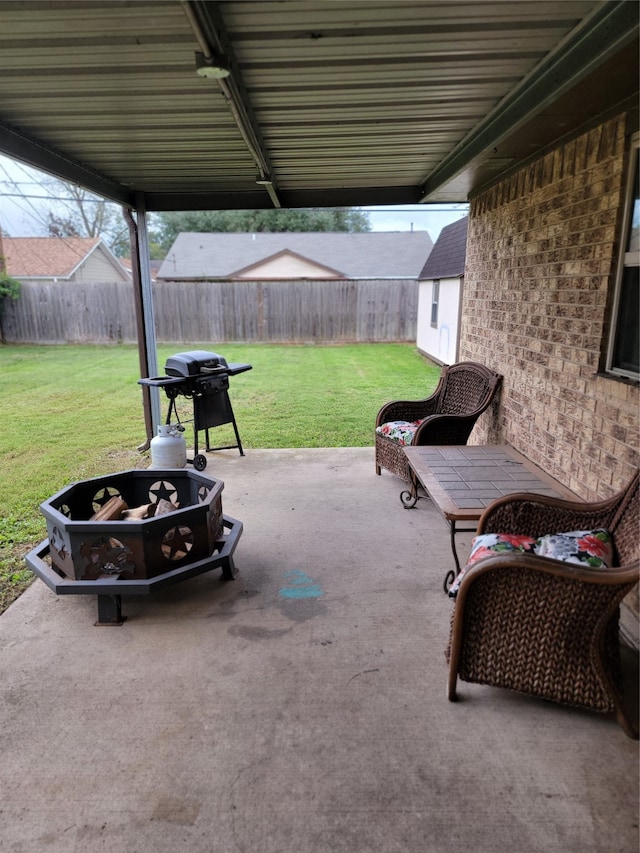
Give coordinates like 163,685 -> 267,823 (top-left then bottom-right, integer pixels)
25,468 -> 242,625
139,350 -> 252,470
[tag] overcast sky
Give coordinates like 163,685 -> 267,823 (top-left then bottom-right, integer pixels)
0,153 -> 467,244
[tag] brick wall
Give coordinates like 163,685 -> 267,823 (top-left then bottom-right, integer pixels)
462,113 -> 638,500
461,113 -> 639,641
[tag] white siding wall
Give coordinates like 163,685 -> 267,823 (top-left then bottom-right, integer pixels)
416,276 -> 462,365
72,248 -> 129,283
236,254 -> 340,279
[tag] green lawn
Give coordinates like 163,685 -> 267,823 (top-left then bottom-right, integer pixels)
0,342 -> 439,611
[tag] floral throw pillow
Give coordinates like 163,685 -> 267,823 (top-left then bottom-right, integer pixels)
375,419 -> 424,446
533,529 -> 613,568
448,528 -> 614,599
448,533 -> 537,597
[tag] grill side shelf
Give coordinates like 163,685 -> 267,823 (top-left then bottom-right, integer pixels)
138,364 -> 251,387
138,376 -> 190,388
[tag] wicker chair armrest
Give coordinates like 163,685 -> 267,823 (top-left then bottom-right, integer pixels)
412,412 -> 481,446
476,491 -> 616,539
455,553 -> 640,605
375,395 -> 441,427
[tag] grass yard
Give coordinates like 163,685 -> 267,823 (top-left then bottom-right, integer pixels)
0,342 -> 440,612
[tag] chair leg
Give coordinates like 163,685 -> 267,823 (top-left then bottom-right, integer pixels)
447,611 -> 464,701
375,464 -> 381,475
616,705 -> 639,739
447,665 -> 458,701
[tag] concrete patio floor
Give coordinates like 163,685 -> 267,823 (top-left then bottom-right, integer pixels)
0,447 -> 638,853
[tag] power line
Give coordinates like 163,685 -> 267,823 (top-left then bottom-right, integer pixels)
1,192 -> 106,203
0,162 -> 131,266
0,164 -> 55,234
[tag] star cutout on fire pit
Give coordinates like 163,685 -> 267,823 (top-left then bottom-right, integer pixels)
148,480 -> 178,505
91,486 -> 121,513
161,525 -> 193,561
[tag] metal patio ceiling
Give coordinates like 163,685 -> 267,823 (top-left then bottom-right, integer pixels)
0,0 -> 638,212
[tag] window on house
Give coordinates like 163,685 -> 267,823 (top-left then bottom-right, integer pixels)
431,279 -> 440,328
608,136 -> 639,379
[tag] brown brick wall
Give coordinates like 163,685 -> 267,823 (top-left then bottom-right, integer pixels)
462,113 -> 638,502
462,113 -> 639,639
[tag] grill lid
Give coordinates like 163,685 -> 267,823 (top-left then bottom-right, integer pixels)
165,350 -> 229,377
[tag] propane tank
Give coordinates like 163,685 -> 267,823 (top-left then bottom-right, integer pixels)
150,424 -> 187,469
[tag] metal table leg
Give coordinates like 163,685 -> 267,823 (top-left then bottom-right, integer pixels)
400,470 -> 421,508
443,521 -> 478,594
443,520 -> 462,593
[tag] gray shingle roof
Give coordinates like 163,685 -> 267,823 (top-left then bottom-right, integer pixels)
419,217 -> 468,279
158,232 -> 433,280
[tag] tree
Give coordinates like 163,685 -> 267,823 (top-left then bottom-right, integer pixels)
0,228 -> 21,343
40,179 -> 152,257
41,182 -> 166,259
0,159 -> 369,258
156,207 -> 371,252
0,165 -> 164,258
45,182 -> 112,239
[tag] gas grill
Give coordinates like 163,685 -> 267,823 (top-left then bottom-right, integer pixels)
139,350 -> 252,471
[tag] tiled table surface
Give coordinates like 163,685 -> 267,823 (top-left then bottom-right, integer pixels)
403,445 -> 577,521
402,445 -> 579,589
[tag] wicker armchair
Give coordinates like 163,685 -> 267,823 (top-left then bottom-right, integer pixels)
447,471 -> 640,738
375,361 -> 502,481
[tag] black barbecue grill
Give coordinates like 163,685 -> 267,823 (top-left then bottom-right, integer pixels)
139,350 -> 252,471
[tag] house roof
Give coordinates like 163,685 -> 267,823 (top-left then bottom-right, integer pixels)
3,236 -> 99,278
2,236 -> 128,279
0,2 -> 636,211
158,232 -> 434,280
419,216 -> 468,279
120,258 -> 163,281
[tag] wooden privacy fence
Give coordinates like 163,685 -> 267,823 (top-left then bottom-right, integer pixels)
1,278 -> 418,344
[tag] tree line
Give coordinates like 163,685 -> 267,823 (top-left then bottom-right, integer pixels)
1,168 -> 371,259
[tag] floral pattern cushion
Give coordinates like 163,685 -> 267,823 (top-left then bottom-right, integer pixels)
448,528 -> 613,598
534,529 -> 613,567
376,419 -> 424,446
448,533 -> 536,597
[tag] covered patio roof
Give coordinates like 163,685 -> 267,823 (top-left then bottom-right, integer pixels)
0,1 -> 638,212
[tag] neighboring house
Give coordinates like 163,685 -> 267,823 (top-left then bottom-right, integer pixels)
416,216 -> 468,365
120,257 -> 163,281
2,237 -> 130,284
157,232 -> 433,281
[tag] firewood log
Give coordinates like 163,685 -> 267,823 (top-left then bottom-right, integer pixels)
121,503 -> 154,520
154,498 -> 179,516
90,495 -> 128,521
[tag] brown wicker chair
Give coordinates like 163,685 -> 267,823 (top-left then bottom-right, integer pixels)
447,470 -> 640,738
375,361 -> 502,481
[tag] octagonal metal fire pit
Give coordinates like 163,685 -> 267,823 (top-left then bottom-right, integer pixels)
25,468 -> 242,625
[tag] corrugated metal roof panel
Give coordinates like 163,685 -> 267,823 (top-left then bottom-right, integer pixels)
0,1 -> 635,209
